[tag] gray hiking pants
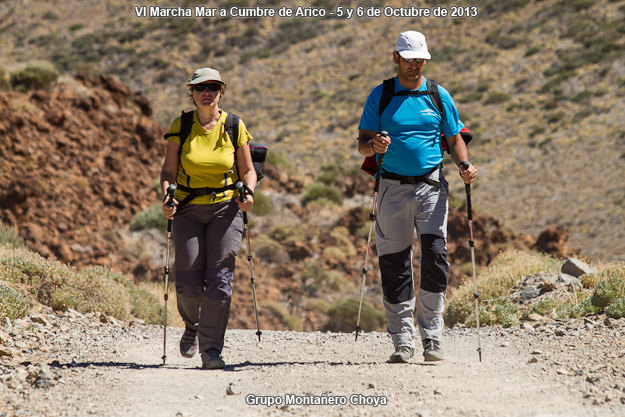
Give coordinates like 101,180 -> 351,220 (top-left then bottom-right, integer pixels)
375,167 -> 450,349
173,200 -> 243,354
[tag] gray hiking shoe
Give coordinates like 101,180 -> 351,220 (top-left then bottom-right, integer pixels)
201,348 -> 225,370
179,327 -> 198,358
422,338 -> 444,361
389,346 -> 414,363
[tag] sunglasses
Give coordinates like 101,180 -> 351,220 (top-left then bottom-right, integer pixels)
398,56 -> 425,64
191,83 -> 221,93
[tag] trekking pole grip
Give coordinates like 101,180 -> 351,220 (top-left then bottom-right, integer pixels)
235,181 -> 249,223
166,184 -> 176,232
465,183 -> 473,221
373,131 -> 388,192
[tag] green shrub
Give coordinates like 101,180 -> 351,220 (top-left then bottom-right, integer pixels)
11,62 -> 59,92
260,300 -> 302,331
270,224 -> 305,244
569,296 -> 602,318
484,91 -> 511,104
591,274 -> 625,309
465,298 -> 520,328
0,224 -> 26,248
525,299 -> 570,319
445,250 -> 560,327
325,297 -> 386,332
301,182 -> 343,206
0,284 -> 30,320
254,236 -> 290,264
250,190 -> 273,216
581,273 -> 600,288
0,66 -> 10,91
299,262 -> 354,296
605,298 -> 625,319
129,204 -> 168,232
265,151 -> 289,168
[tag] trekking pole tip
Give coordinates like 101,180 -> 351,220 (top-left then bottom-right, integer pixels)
256,330 -> 262,342
355,326 -> 361,341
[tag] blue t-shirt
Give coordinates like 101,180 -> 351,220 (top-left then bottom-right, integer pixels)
358,77 -> 462,176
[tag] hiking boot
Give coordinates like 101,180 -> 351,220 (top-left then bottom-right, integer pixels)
389,346 -> 414,363
201,348 -> 225,370
179,328 -> 198,358
422,338 -> 444,361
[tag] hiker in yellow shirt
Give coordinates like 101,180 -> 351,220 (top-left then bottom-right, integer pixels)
160,67 -> 256,369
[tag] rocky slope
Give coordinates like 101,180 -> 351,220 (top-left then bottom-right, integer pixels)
0,74 -> 163,269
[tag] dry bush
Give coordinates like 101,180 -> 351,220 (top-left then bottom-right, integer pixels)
324,297 -> 385,333
0,246 -> 162,323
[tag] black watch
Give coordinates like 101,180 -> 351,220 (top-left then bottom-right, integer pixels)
460,161 -> 471,169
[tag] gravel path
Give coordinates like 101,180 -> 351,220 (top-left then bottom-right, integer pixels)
1,310 -> 624,417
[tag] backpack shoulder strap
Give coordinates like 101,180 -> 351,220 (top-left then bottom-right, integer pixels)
224,112 -> 240,151
174,110 -> 195,159
379,78 -> 396,118
426,78 -> 444,119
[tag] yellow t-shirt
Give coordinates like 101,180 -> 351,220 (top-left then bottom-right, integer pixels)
166,110 -> 252,204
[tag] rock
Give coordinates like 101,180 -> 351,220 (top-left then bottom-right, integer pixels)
226,383 -> 238,395
554,329 -> 566,336
561,258 -> 597,278
528,313 -> 550,322
0,348 -> 14,358
27,364 -> 56,389
520,286 -> 540,300
558,273 -> 581,286
30,314 -> 50,327
604,318 -> 618,328
0,317 -> 11,329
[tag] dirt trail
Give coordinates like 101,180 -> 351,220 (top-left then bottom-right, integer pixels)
2,312 -> 624,417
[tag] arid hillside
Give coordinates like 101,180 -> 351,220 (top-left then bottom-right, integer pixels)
1,0 -> 623,260
0,74 -> 563,331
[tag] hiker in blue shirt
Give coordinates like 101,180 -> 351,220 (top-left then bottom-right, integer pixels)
357,30 -> 477,363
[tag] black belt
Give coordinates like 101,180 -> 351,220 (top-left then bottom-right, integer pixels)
176,183 -> 237,209
380,165 -> 441,188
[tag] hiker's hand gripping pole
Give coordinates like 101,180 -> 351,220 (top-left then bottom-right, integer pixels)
236,181 -> 262,343
355,131 -> 388,341
465,183 -> 482,362
162,184 -> 176,365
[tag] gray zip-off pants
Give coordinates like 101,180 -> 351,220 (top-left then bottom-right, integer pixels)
375,167 -> 449,349
173,200 -> 243,354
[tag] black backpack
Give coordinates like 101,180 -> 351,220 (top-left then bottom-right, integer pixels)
361,78 -> 472,176
164,110 -> 267,206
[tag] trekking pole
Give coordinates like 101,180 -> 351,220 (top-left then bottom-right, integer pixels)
355,131 -> 387,341
236,181 -> 262,342
465,183 -> 482,362
162,184 -> 176,365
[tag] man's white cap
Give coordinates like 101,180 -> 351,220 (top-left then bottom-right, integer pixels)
395,31 -> 431,60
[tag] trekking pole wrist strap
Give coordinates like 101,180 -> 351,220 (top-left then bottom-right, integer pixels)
241,183 -> 254,198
